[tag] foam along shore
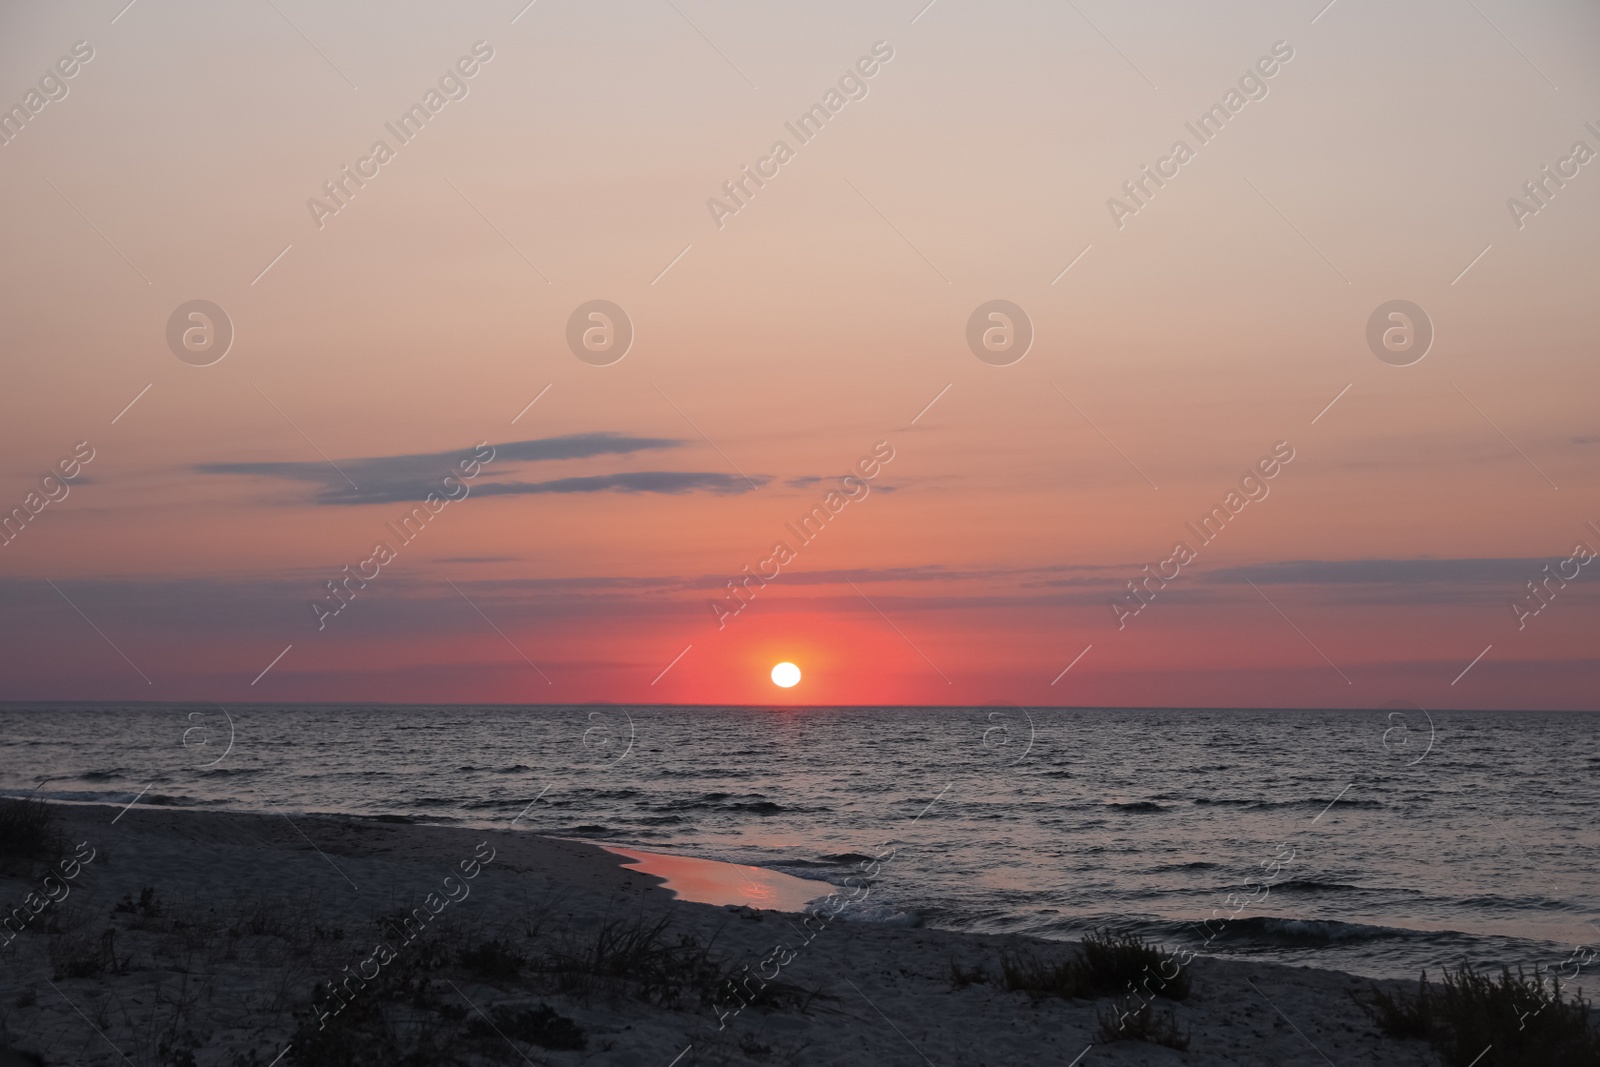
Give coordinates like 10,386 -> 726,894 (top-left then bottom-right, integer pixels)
603,845 -> 832,913
0,803 -> 1443,1066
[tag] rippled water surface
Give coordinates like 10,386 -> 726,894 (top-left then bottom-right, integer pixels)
3,704 -> 1596,979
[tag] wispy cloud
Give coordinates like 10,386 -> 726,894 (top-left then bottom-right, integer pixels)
472,472 -> 767,497
763,563 -> 1107,587
1206,558 -> 1548,585
195,432 -> 724,504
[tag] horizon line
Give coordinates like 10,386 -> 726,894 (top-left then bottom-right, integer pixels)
0,700 -> 1595,713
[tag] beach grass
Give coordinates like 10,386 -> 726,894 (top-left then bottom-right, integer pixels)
0,797 -> 63,868
1077,929 -> 1192,1001
1095,996 -> 1191,1050
999,929 -> 1191,1003
948,958 -> 989,988
288,910 -> 817,1063
1357,964 -> 1600,1066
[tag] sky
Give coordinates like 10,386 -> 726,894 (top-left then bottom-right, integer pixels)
1,0 -> 1597,709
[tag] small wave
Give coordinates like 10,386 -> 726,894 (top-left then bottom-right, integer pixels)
1458,893 -> 1571,911
656,768 -> 753,779
652,793 -> 796,816
725,801 -> 784,815
817,900 -> 919,926
80,769 -> 123,781
1193,797 -> 1383,812
7,789 -> 139,804
1208,916 -> 1415,945
777,852 -> 890,870
1107,801 -> 1165,813
462,798 -> 523,811
1269,879 -> 1363,894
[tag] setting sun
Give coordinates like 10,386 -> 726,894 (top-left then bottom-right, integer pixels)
770,662 -> 801,688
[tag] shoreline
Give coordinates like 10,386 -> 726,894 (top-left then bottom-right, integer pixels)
2,790 -> 1563,983
0,802 -> 1442,1065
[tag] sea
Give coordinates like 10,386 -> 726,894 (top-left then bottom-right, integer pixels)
2,704 -> 1596,982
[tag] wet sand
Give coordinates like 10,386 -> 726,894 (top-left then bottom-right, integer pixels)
603,845 -> 832,913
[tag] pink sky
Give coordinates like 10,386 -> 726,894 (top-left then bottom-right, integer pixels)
1,0 -> 1597,708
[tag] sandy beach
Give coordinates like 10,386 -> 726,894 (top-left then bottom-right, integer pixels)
0,802 -> 1443,1066
4,0 -> 1596,1059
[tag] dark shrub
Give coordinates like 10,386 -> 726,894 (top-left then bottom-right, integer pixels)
1357,965 -> 1600,1067
949,958 -> 989,988
999,950 -> 1080,999
1078,930 -> 1191,1001
1000,930 -> 1190,1002
1096,996 -> 1190,1050
0,798 -> 63,867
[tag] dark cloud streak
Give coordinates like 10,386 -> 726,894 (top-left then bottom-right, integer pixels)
1205,558 -> 1549,585
472,472 -> 767,497
191,431 -> 746,505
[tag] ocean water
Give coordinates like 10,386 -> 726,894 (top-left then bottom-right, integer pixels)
2,704 -> 1596,981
